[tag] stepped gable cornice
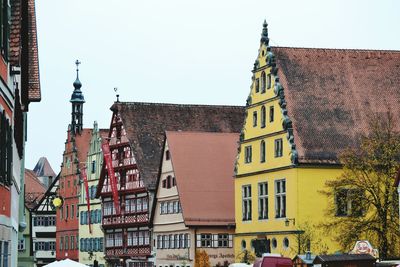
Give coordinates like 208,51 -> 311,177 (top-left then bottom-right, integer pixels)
271,46 -> 400,164
106,101 -> 245,190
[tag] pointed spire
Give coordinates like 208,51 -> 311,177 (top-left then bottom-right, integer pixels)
260,20 -> 269,45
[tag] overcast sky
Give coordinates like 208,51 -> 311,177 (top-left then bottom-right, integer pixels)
25,0 -> 400,171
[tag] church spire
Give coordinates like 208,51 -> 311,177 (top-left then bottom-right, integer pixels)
260,20 -> 269,46
70,60 -> 85,135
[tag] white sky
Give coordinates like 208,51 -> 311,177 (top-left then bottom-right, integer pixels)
26,0 -> 400,171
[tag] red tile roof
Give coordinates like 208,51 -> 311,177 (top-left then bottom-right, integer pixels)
25,169 -> 46,209
10,0 -> 41,102
166,131 -> 239,226
110,102 -> 245,190
272,47 -> 400,164
27,0 -> 41,101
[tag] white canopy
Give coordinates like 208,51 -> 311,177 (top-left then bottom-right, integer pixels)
43,259 -> 89,267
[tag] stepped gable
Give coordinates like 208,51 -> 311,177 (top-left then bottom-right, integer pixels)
25,169 -> 46,210
75,128 -> 93,164
33,157 -> 56,178
272,47 -> 400,164
112,102 -> 245,189
166,131 -> 239,226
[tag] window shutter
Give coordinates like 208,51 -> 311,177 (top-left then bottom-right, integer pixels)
196,234 -> 201,248
213,234 -> 218,248
228,235 -> 233,248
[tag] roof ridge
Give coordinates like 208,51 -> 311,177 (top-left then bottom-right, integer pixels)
116,101 -> 244,109
167,130 -> 239,135
272,46 -> 400,53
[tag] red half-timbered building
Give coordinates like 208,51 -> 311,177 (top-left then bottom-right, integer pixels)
97,102 -> 245,267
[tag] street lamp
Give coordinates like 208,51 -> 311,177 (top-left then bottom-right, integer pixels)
285,218 -> 295,226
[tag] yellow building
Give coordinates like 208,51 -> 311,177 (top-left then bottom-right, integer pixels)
234,21 -> 400,259
78,122 -> 108,266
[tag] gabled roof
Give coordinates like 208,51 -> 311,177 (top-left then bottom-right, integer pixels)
25,169 -> 46,210
33,157 -> 56,177
108,102 -> 245,189
166,131 -> 239,226
75,128 -> 93,165
272,47 -> 400,164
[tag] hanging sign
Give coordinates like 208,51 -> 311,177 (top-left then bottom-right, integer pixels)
101,139 -> 120,215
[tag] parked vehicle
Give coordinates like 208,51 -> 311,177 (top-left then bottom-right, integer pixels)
253,254 -> 292,267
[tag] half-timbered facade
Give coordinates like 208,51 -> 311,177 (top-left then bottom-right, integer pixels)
97,102 -> 244,267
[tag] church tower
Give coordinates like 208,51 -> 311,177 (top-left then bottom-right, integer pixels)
70,60 -> 85,135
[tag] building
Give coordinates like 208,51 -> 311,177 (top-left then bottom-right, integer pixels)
33,157 -> 57,188
18,169 -> 46,267
78,121 -> 108,267
56,62 -> 92,261
153,131 -> 238,267
0,0 -> 41,266
96,102 -> 244,267
234,21 -> 400,259
30,157 -> 59,266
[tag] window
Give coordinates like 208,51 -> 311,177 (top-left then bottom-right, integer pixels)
271,238 -> 277,249
174,234 -> 179,248
242,185 -> 252,221
253,111 -> 257,127
172,177 -> 176,186
60,237 -> 64,251
275,179 -> 286,218
162,179 -> 166,188
91,160 -> 96,174
269,106 -> 274,122
170,235 -> 175,249
200,234 -> 212,248
65,236 -> 69,250
260,140 -> 266,163
335,189 -> 363,217
283,237 -> 289,249
274,138 -> 283,158
218,234 -> 229,248
261,106 -> 266,128
241,240 -> 246,250
71,205 -> 74,219
1,0 -> 10,60
261,71 -> 266,93
267,74 -> 271,89
60,207 -> 63,220
71,236 -> 75,250
244,146 -> 252,164
258,182 -> 268,220
255,78 -> 260,93
163,235 -> 169,249
184,234 -> 190,248
166,176 -> 172,189
165,150 -> 170,160
18,239 -> 25,251
65,205 -> 69,220
0,111 -> 12,186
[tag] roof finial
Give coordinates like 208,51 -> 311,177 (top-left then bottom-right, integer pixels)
114,87 -> 119,102
261,20 -> 269,45
73,60 -> 82,90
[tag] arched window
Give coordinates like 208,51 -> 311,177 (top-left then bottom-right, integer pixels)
260,140 -> 266,163
261,71 -> 266,93
261,106 -> 266,128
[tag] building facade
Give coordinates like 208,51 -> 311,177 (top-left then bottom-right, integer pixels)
56,63 -> 92,261
234,22 -> 400,259
0,0 -> 41,266
78,121 -> 108,267
153,131 -> 238,267
96,102 -> 244,267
